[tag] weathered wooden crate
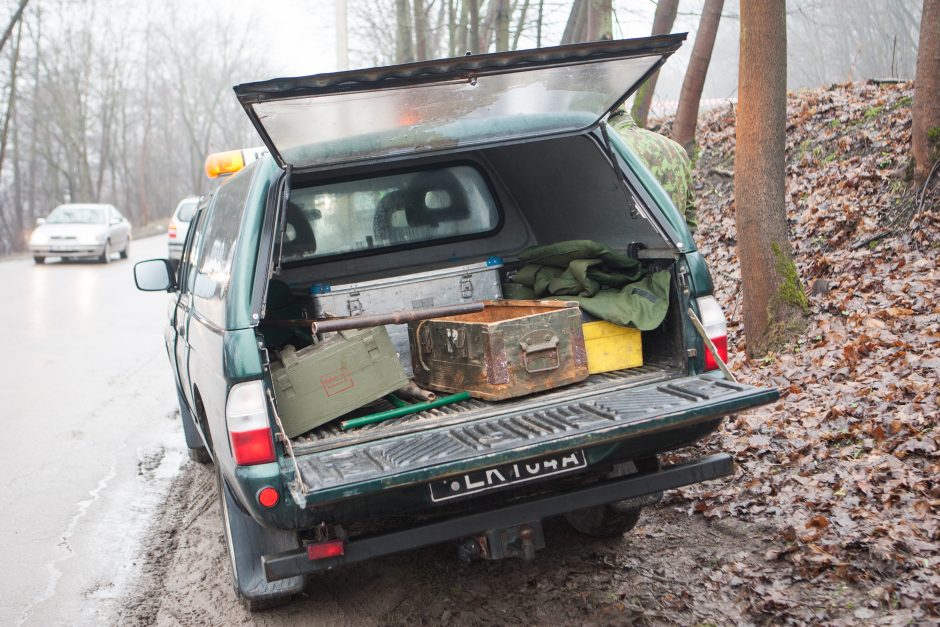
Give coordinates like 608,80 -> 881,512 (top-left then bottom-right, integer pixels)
408,300 -> 589,401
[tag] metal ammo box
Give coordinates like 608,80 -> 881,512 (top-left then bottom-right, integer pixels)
309,258 -> 503,376
270,326 -> 408,438
408,300 -> 589,401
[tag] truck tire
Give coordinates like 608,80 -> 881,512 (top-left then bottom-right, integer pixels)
216,466 -> 306,611
177,388 -> 211,464
564,502 -> 643,538
33,256 -> 44,264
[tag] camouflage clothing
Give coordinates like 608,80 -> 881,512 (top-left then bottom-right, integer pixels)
608,111 -> 697,232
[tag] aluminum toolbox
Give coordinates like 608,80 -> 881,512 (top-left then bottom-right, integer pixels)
309,258 -> 503,376
270,326 -> 408,438
408,300 -> 589,401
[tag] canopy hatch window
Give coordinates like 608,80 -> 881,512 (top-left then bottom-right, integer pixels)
235,36 -> 685,169
281,165 -> 499,261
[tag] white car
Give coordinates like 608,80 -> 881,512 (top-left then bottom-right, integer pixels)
168,196 -> 199,263
29,203 -> 131,264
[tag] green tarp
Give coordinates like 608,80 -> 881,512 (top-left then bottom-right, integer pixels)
510,240 -> 671,331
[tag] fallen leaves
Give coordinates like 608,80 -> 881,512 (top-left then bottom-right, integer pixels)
666,80 -> 940,622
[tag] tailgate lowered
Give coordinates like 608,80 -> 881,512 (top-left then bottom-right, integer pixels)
289,375 -> 778,507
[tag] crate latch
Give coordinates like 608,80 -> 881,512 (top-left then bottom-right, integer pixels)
347,292 -> 363,316
460,274 -> 474,298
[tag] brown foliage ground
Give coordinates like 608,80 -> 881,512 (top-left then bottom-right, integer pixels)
665,81 -> 939,622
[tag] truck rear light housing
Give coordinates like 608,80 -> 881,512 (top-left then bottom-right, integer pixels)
168,223 -> 177,239
257,486 -> 280,508
695,295 -> 729,371
226,381 -> 276,466
307,539 -> 344,561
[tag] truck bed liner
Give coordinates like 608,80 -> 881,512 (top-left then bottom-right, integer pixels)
290,362 -> 679,454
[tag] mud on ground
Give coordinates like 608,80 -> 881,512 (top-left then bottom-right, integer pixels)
118,459 -> 892,626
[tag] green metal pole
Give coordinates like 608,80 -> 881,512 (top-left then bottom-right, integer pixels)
384,393 -> 410,408
341,391 -> 471,430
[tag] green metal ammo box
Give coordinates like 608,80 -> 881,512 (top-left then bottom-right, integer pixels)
270,327 -> 409,438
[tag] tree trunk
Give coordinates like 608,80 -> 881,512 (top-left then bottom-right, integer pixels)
631,0 -> 679,127
913,0 -> 940,183
468,0 -> 480,53
734,0 -> 806,357
561,0 -> 583,44
0,0 -> 29,56
536,0 -> 544,47
413,0 -> 427,60
511,0 -> 530,50
494,0 -> 510,51
395,0 -> 414,63
585,0 -> 612,41
672,0 -> 723,153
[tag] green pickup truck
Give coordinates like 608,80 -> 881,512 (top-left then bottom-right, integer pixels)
134,36 -> 778,610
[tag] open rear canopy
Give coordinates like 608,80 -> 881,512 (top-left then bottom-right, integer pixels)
234,35 -> 685,169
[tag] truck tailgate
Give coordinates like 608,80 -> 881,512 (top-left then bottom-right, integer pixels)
289,375 -> 778,507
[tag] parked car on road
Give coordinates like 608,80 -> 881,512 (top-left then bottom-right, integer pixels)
168,196 -> 199,264
134,37 -> 778,611
30,203 -> 131,264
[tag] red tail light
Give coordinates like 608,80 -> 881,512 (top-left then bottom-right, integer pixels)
307,539 -> 344,560
168,223 -> 177,239
257,486 -> 280,508
695,296 -> 729,371
226,381 -> 276,466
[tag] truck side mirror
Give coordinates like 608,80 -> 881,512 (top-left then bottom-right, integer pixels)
134,258 -> 176,292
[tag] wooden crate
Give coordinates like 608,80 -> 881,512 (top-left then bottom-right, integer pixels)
409,300 -> 589,401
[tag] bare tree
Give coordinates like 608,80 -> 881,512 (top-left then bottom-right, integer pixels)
494,0 -> 510,51
672,0 -> 723,153
0,0 -> 28,56
396,0 -> 415,62
735,0 -> 807,357
913,0 -> 940,183
631,0 -> 679,128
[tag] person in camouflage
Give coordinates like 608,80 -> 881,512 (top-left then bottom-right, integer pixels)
608,110 -> 697,233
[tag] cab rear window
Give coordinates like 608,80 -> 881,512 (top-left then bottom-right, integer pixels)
283,165 -> 499,261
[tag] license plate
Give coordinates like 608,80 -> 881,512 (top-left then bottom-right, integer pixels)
429,450 -> 587,503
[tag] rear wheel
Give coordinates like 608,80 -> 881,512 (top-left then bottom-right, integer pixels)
33,256 -> 44,264
216,466 -> 305,611
99,240 -> 111,264
119,239 -> 130,259
564,502 -> 643,538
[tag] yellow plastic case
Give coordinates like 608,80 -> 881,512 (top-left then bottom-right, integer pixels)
582,321 -> 643,374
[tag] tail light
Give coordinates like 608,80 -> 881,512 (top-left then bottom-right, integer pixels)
307,539 -> 345,560
695,295 -> 729,371
168,223 -> 177,239
226,381 -> 276,466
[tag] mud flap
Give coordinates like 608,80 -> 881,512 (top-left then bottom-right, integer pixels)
176,387 -> 206,452
219,471 -> 306,605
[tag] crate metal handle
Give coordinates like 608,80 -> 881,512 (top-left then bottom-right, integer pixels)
520,332 -> 560,373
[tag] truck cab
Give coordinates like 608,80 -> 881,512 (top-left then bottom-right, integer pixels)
134,36 -> 777,610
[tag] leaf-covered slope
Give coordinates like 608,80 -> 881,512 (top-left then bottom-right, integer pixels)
671,81 -> 939,621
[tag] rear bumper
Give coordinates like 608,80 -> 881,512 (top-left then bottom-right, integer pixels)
168,241 -> 183,260
30,244 -> 104,258
263,453 -> 734,580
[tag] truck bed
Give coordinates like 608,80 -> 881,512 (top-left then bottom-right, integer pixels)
289,362 -> 681,455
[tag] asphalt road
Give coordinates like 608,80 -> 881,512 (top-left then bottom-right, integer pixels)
0,236 -> 184,626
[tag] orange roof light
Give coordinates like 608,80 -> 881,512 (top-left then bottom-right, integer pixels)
205,149 -> 246,179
